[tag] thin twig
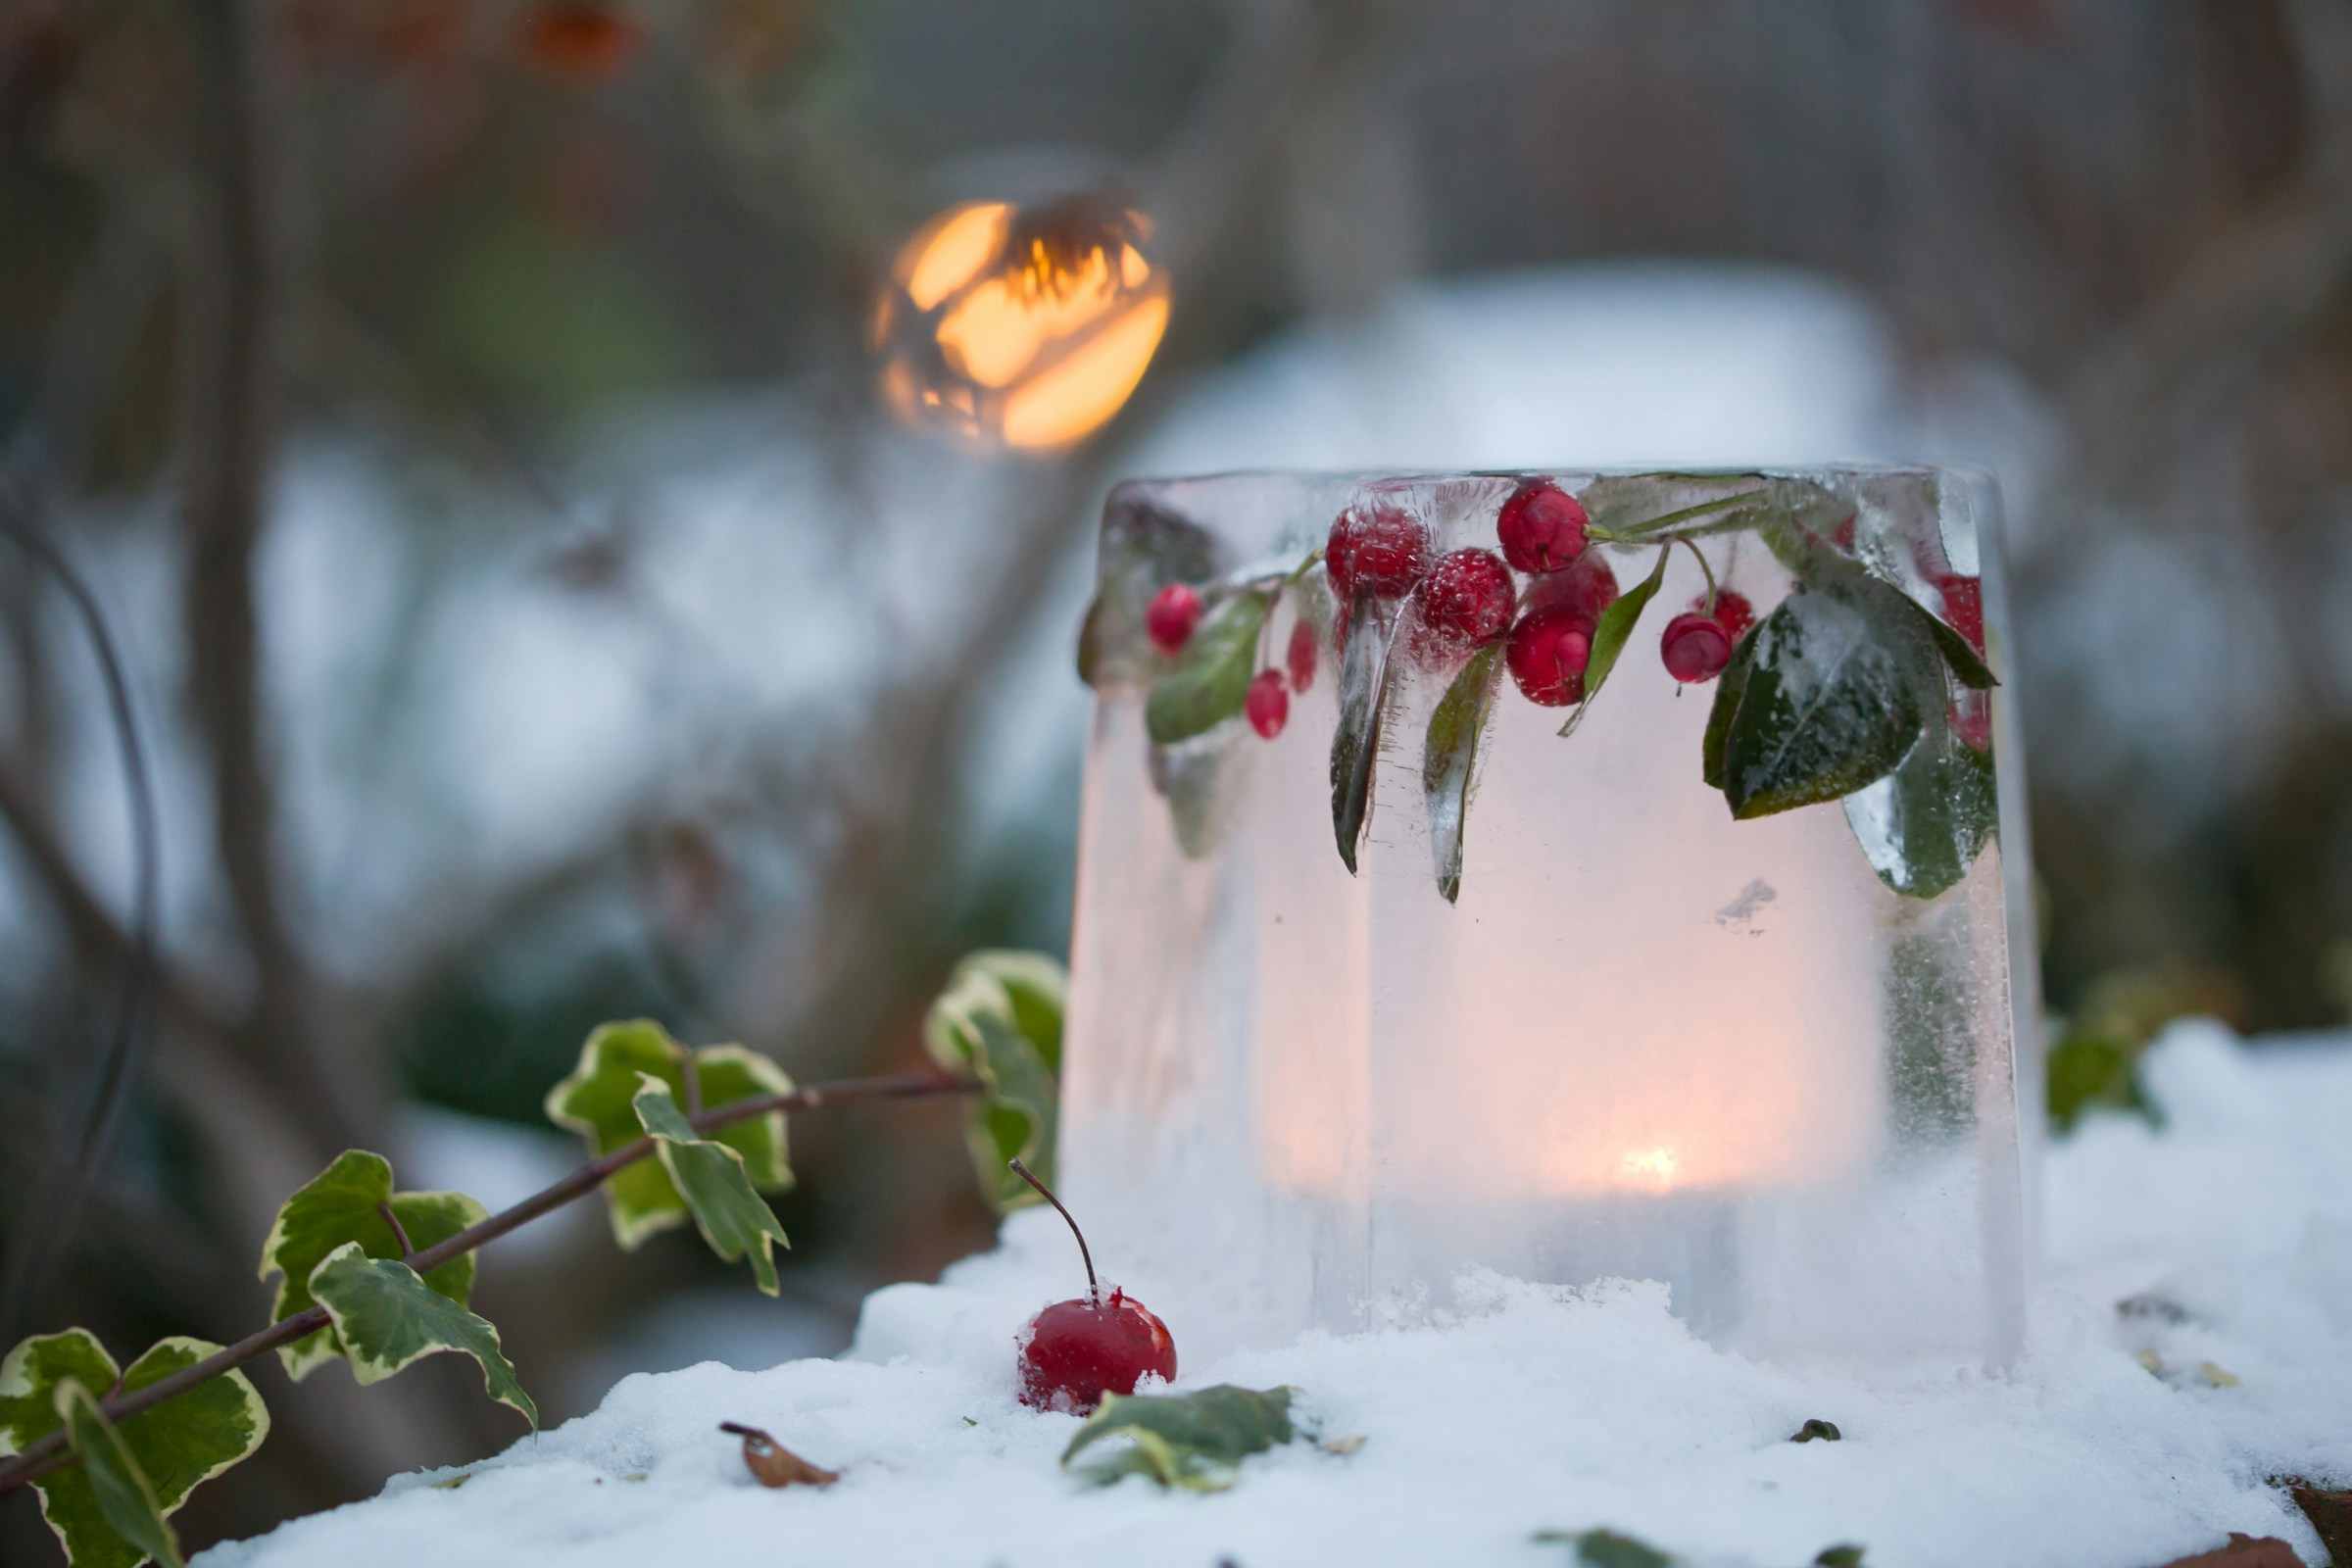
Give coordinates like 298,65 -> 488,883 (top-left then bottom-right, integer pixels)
0,1067 -> 980,1495
374,1203 -> 415,1261
0,482 -> 161,1346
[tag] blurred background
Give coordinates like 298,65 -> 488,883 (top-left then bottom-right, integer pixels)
5,0 -> 2352,1553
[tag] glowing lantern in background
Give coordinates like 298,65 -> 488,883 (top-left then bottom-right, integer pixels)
871,193 -> 1171,452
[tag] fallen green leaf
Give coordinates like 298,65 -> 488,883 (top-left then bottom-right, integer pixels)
308,1242 -> 536,1428
1791,1418 -> 1842,1442
544,1020 -> 794,1249
1816,1546 -> 1868,1567
1533,1527 -> 1676,1568
257,1150 -> 488,1380
1061,1384 -> 1298,1491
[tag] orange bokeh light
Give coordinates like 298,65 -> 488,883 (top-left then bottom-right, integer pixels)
872,196 -> 1170,452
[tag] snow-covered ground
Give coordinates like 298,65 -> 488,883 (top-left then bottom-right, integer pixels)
202,1020 -> 2352,1568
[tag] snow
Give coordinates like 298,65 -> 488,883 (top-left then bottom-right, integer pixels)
199,1021 -> 2352,1568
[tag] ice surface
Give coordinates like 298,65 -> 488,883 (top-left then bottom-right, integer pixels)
196,1022 -> 2352,1568
1063,468 -> 2035,1364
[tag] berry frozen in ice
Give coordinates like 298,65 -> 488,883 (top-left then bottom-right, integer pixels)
1247,668 -> 1290,739
1495,479 -> 1589,574
1506,607 -> 1595,707
1415,548 -> 1517,651
1147,583 -> 1203,656
1326,505 -> 1432,600
1660,612 -> 1734,683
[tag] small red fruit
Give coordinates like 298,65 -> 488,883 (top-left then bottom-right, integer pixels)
1286,618 -> 1319,693
1010,1159 -> 1176,1415
1522,550 -> 1620,624
1415,548 -> 1516,651
1495,480 -> 1589,574
1933,572 -> 1985,654
1506,608 -> 1595,707
1660,612 -> 1733,683
1326,505 -> 1431,601
1247,669 -> 1289,739
1147,583 -> 1203,656
1709,590 -> 1755,643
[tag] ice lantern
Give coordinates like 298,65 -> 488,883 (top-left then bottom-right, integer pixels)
1060,468 -> 2038,1364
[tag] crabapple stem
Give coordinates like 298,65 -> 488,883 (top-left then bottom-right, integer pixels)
1008,1157 -> 1099,1304
1679,537 -> 1717,612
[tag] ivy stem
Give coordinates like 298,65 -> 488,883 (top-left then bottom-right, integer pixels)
0,1067 -> 982,1496
375,1203 -> 415,1261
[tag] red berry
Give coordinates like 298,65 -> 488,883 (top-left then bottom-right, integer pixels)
1505,608 -> 1595,707
1326,505 -> 1431,601
1660,612 -> 1733,683
1286,618 -> 1318,693
1005,1158 -> 1177,1416
1416,548 -> 1516,652
1709,590 -> 1755,643
1495,480 -> 1589,573
1018,1289 -> 1179,1415
1933,573 -> 1984,654
1146,583 -> 1203,656
1521,550 -> 1620,624
1246,668 -> 1289,739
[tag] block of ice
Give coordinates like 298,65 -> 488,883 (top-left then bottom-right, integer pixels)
1063,468 -> 2036,1364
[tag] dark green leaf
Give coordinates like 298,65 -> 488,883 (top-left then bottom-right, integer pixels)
1700,624 -> 1758,792
257,1151 -> 488,1380
543,1020 -> 794,1250
1714,583 -> 1932,819
1560,546 -> 1671,739
923,951 -> 1066,1210
1,1332 -> 270,1568
631,1078 -> 793,1294
1816,1546 -> 1868,1566
1790,1417 -> 1843,1442
1145,589 -> 1273,746
1422,644 -> 1503,903
1842,720 -> 1997,899
1061,1385 -> 1298,1491
308,1243 -> 536,1427
57,1382 -> 181,1568
1329,586 -> 1398,873
1901,597 -> 1998,690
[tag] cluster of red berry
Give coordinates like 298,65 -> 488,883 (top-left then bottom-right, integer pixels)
1142,580 -> 1320,740
1143,479 -> 1758,739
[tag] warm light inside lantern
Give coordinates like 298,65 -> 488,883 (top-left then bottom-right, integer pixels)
874,197 -> 1170,451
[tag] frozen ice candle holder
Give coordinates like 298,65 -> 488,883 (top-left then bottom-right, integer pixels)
1062,468 -> 2037,1364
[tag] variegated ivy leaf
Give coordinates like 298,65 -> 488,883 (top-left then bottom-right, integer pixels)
630,1076 -> 792,1294
543,1019 -> 794,1250
0,1330 -> 270,1568
57,1382 -> 180,1568
257,1150 -> 487,1381
922,950 -> 1066,1210
1061,1385 -> 1299,1492
307,1243 -> 536,1428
